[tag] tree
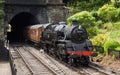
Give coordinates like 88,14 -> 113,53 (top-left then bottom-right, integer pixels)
67,11 -> 96,27
98,4 -> 119,22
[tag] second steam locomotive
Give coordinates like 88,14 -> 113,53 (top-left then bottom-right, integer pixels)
24,22 -> 97,66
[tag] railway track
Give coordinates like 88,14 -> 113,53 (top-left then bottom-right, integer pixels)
10,43 -> 119,75
84,63 -> 117,75
64,60 -> 117,75
81,66 -> 110,75
43,54 -> 111,75
26,44 -> 114,75
26,45 -> 86,75
12,45 -> 57,75
36,52 -> 117,75
24,45 -> 68,75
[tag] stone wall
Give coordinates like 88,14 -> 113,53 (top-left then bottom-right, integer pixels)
5,0 -> 46,5
47,0 -> 63,4
4,5 -> 48,23
47,6 -> 66,23
4,0 -> 69,24
5,0 -> 63,5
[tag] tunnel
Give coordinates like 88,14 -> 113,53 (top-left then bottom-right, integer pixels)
7,12 -> 40,43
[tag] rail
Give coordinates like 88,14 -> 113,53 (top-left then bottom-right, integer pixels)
86,62 -> 117,75
23,46 -> 67,75
14,47 -> 34,75
43,52 -> 67,75
13,45 -> 56,75
9,50 -> 17,75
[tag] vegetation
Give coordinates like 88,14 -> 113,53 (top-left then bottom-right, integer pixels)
91,34 -> 111,47
67,11 -> 100,38
67,0 -> 120,57
0,0 -> 4,40
67,11 -> 96,27
104,39 -> 120,54
67,0 -> 110,13
98,4 -> 120,22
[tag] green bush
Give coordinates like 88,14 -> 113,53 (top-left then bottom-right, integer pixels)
115,46 -> 120,51
0,11 -> 4,19
104,39 -> 120,55
67,0 -> 110,12
98,4 -> 120,22
102,22 -> 113,31
109,30 -> 120,38
91,11 -> 100,21
67,11 -> 99,38
115,8 -> 120,21
87,26 -> 100,38
67,11 -> 96,27
101,22 -> 120,31
74,1 -> 92,11
91,34 -> 111,46
111,0 -> 120,8
112,21 -> 120,30
0,2 -> 4,9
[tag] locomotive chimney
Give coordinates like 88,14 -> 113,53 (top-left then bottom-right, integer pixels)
72,20 -> 78,26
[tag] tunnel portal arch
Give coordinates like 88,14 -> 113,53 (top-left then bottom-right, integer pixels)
7,12 -> 40,43
4,0 -> 67,44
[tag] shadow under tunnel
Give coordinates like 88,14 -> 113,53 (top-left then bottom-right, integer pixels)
7,12 -> 40,43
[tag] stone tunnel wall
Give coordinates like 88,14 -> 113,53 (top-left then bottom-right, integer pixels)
4,5 -> 48,24
4,0 -> 70,42
4,0 -> 68,24
5,0 -> 46,5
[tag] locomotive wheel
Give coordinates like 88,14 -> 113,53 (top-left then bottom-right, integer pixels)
80,56 -> 89,66
58,54 -> 63,61
57,44 -> 67,61
68,57 -> 74,66
83,61 -> 89,66
44,44 -> 50,54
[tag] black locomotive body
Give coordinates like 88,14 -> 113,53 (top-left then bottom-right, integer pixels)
41,22 -> 96,65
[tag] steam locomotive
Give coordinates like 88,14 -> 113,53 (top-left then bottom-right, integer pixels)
24,22 -> 97,66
